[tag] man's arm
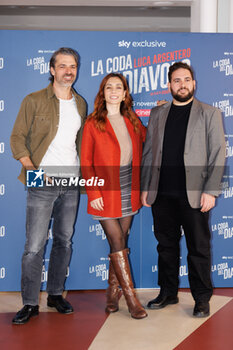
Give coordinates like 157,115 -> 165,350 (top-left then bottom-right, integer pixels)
10,95 -> 35,161
200,108 -> 225,211
202,108 -> 226,197
140,110 -> 155,206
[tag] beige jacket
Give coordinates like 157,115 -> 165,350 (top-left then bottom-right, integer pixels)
10,83 -> 86,184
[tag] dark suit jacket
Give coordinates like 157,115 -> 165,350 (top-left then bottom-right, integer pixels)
141,98 -> 226,208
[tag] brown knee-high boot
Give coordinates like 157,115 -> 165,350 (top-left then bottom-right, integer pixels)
109,249 -> 147,319
105,261 -> 120,313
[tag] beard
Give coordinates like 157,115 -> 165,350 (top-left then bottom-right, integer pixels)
170,87 -> 194,103
55,74 -> 76,87
61,74 -> 75,87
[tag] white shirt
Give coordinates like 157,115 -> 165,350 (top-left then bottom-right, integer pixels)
40,96 -> 81,177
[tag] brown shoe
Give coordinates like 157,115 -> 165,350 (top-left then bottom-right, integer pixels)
109,249 -> 147,319
105,261 -> 120,313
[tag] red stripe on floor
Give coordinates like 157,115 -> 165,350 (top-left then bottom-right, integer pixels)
0,290 -> 108,350
174,298 -> 233,350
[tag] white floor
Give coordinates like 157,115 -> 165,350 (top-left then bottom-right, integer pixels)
89,290 -> 232,350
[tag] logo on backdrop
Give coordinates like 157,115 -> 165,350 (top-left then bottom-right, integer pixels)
0,184 -> 5,196
213,56 -> 233,76
212,260 -> 233,280
91,50 -> 191,96
89,223 -> 106,240
0,100 -> 4,112
213,99 -> 233,118
179,264 -> 188,277
41,261 -> 49,283
0,226 -> 5,238
0,58 -> 3,69
0,267 -> 6,279
222,185 -> 233,199
89,260 -> 108,281
118,39 -> 167,49
0,142 -> 5,154
26,50 -> 53,75
225,137 -> 233,158
212,220 -> 233,240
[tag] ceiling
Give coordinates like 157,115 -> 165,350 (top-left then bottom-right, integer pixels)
0,5 -> 190,17
0,1 -> 191,31
0,0 -> 193,6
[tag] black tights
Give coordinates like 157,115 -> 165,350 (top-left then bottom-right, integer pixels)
99,216 -> 133,253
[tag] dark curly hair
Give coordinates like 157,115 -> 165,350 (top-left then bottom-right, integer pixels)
168,61 -> 194,82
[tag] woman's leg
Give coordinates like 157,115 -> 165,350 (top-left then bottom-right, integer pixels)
119,215 -> 133,248
100,218 -> 125,312
100,218 -> 126,253
100,217 -> 147,319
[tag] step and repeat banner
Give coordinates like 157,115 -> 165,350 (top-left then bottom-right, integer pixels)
0,31 -> 233,291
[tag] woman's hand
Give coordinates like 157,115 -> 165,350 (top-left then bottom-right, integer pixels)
90,197 -> 104,211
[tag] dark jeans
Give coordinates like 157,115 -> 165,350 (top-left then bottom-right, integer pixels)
152,195 -> 213,302
21,185 -> 79,305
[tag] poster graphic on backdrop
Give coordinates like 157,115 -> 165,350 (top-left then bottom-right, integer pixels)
0,31 -> 232,291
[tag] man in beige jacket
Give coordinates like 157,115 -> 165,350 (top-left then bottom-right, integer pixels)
11,47 -> 86,324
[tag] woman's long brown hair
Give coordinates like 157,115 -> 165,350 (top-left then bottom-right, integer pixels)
87,73 -> 140,133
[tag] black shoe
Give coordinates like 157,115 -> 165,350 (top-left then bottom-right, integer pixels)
193,301 -> 210,317
12,305 -> 39,325
47,295 -> 74,314
147,294 -> 179,309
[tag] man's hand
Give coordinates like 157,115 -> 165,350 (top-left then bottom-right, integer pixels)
90,197 -> 104,211
20,157 -> 53,184
200,193 -> 216,212
44,174 -> 53,184
141,191 -> 151,207
19,156 -> 35,170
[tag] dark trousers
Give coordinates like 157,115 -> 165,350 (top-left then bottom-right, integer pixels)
152,195 -> 213,302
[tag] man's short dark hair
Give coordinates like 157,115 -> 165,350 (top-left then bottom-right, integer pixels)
49,47 -> 79,82
168,62 -> 194,82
